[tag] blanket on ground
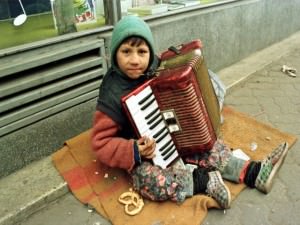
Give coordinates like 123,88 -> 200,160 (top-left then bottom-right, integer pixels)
52,106 -> 297,225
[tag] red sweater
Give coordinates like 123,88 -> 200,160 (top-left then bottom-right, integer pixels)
91,111 -> 136,172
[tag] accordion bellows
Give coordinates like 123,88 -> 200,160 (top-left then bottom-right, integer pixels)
122,40 -> 221,168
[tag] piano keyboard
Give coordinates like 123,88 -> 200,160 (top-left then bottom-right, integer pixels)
125,85 -> 179,169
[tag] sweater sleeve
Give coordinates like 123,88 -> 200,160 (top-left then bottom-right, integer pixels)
91,110 -> 139,171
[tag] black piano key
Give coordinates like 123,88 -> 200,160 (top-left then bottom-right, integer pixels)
141,97 -> 156,110
161,143 -> 175,156
156,130 -> 169,143
147,112 -> 161,125
149,117 -> 163,130
145,107 -> 159,120
163,147 -> 177,161
158,139 -> 172,152
138,91 -> 153,105
153,126 -> 166,139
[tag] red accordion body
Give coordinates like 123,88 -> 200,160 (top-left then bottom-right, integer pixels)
150,65 -> 216,154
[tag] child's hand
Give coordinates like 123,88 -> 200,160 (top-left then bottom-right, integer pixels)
137,136 -> 156,159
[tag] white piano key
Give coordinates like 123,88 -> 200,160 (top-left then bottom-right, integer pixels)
156,134 -> 172,152
136,86 -> 153,102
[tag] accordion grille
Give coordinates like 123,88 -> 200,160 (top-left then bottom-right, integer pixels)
157,83 -> 212,147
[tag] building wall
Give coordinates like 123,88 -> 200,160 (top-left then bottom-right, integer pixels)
1,0 -> 300,178
138,0 -> 300,71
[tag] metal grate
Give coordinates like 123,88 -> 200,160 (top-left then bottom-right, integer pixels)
0,38 -> 107,137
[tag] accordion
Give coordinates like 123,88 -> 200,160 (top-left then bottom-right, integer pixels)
121,40 -> 220,168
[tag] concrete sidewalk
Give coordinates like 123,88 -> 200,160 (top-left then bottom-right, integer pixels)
1,31 -> 300,225
203,36 -> 300,225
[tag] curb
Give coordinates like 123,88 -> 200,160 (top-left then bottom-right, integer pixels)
1,30 -> 300,225
218,30 -> 300,94
0,157 -> 68,225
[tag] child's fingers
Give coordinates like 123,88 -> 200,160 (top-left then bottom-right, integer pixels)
144,141 -> 156,158
137,136 -> 146,145
138,136 -> 155,146
142,147 -> 156,159
138,137 -> 156,159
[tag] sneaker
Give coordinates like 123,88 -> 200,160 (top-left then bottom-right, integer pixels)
267,142 -> 289,166
255,142 -> 289,194
206,171 -> 231,209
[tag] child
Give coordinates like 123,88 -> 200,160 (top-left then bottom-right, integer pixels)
91,15 -> 289,209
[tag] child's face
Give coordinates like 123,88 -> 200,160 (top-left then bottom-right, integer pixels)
116,40 -> 150,79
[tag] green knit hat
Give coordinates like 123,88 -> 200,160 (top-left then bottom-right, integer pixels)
110,16 -> 155,69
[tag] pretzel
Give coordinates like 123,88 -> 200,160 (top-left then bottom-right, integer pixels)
118,189 -> 144,216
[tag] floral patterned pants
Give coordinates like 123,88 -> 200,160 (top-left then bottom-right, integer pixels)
131,139 -> 233,202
